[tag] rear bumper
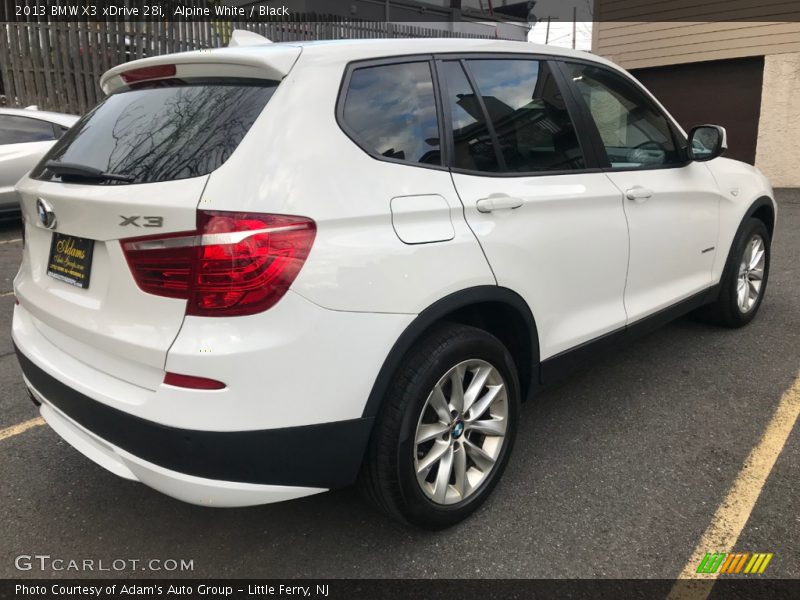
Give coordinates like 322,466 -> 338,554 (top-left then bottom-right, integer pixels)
37,401 -> 322,507
11,286 -> 413,505
16,346 -> 373,506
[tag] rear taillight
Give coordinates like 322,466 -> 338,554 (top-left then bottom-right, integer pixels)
121,211 -> 316,317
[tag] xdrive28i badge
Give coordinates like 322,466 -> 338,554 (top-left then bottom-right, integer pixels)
36,198 -> 56,229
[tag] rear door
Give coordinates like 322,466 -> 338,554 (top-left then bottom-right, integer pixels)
559,61 -> 720,322
14,77 -> 280,389
444,56 -> 630,362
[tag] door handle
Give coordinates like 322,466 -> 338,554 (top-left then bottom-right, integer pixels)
625,187 -> 653,202
476,195 -> 524,213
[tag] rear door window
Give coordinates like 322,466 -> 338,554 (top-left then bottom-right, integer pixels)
440,60 -> 501,172
0,115 -> 57,144
456,59 -> 586,173
33,80 -> 278,184
342,61 -> 441,166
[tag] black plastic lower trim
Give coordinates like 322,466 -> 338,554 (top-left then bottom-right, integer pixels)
15,346 -> 373,489
361,286 -> 539,418
540,285 -> 719,384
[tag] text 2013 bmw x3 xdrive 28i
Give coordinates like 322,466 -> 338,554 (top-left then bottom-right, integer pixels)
13,36 -> 775,529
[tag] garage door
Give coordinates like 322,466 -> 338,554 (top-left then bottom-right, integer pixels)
631,57 -> 764,165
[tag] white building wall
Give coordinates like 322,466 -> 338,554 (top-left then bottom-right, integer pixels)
756,52 -> 800,188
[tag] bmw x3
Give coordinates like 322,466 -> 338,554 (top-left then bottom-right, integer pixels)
12,36 -> 775,528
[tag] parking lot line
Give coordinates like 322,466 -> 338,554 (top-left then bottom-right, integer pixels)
0,417 -> 44,442
669,372 -> 800,599
0,291 -> 15,298
0,238 -> 22,245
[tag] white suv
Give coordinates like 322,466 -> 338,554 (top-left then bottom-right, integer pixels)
12,38 -> 775,529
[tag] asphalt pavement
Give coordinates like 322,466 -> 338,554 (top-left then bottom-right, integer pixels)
0,191 -> 798,580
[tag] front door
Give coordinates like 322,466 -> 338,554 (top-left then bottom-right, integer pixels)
442,57 -> 630,361
561,61 -> 721,322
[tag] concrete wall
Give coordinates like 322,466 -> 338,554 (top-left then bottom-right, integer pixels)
755,52 -> 800,187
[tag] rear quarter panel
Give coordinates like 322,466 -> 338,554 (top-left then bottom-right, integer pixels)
201,50 -> 495,314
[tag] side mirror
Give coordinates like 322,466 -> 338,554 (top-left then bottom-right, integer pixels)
688,125 -> 727,162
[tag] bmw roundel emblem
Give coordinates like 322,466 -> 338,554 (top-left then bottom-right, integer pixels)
36,198 -> 56,230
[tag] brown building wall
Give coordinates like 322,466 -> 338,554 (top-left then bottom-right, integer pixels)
593,0 -> 800,186
592,1 -> 800,70
631,57 -> 764,164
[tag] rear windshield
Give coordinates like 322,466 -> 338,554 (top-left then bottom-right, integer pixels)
32,79 -> 278,185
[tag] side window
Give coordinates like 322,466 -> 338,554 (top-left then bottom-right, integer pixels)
440,60 -> 501,172
342,61 -> 441,166
0,115 -> 57,144
459,59 -> 585,173
564,63 -> 682,169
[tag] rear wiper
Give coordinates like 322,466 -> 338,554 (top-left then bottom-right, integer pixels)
44,161 -> 134,183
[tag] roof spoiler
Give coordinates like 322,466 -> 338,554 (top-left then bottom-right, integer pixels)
228,29 -> 272,47
100,44 -> 301,94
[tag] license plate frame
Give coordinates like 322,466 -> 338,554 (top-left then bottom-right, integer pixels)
46,232 -> 95,290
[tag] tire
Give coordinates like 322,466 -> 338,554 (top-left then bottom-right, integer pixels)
359,323 -> 520,529
701,218 -> 771,328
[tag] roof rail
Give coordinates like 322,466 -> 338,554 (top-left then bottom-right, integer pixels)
228,29 -> 272,47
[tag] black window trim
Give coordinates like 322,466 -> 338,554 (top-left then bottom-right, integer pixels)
448,58 -> 508,172
443,53 -> 605,178
0,114 -> 58,144
554,59 -> 692,173
335,51 -> 691,178
336,52 -> 610,179
335,54 -> 450,173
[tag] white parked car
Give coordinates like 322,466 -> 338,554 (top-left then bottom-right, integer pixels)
12,37 -> 775,528
0,108 -> 79,219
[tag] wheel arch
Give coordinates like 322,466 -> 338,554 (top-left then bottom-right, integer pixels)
747,196 -> 775,238
712,195 -> 774,296
723,196 -> 775,272
361,286 -> 540,420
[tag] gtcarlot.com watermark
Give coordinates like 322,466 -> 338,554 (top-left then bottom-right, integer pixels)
15,554 -> 194,572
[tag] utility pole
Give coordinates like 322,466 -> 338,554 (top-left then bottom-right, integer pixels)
450,0 -> 462,35
572,6 -> 577,49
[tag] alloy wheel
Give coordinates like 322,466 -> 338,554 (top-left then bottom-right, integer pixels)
737,234 -> 766,313
413,359 -> 509,506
